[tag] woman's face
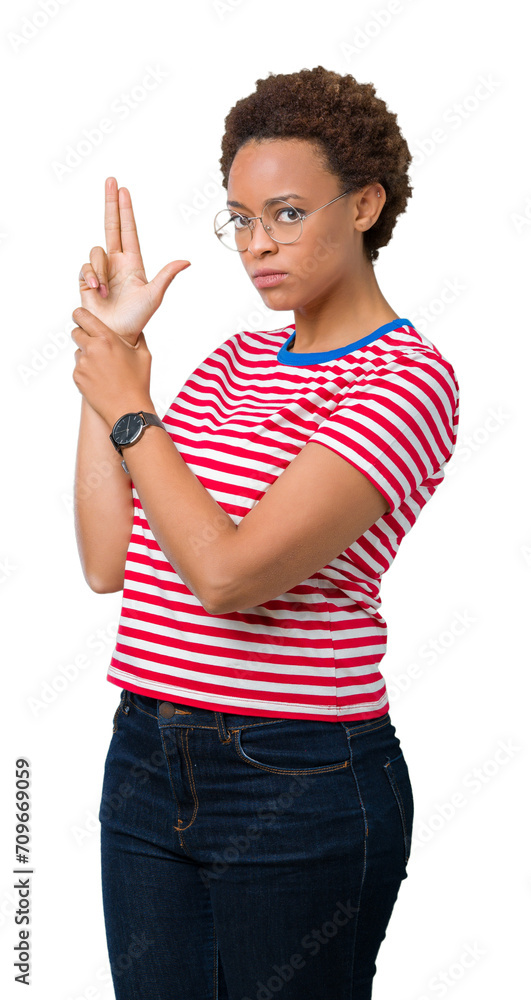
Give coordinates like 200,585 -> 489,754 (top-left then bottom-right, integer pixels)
226,138 -> 382,311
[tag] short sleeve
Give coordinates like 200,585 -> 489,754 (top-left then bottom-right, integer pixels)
307,353 -> 459,515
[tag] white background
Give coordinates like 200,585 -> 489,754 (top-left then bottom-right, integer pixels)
1,0 -> 530,997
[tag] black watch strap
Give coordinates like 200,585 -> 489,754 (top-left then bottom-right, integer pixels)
140,412 -> 165,431
123,412 -> 165,474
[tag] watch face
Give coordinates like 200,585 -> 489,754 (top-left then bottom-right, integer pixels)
113,413 -> 143,446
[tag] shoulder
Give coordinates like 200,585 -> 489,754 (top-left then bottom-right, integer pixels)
371,325 -> 460,410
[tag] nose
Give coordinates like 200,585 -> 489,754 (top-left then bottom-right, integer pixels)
245,217 -> 279,257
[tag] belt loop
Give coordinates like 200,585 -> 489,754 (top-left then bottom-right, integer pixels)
214,712 -> 232,743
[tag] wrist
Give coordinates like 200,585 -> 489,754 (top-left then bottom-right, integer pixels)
105,399 -> 156,431
108,404 -> 164,474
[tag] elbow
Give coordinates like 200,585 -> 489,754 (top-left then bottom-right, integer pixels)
201,579 -> 237,616
205,598 -> 228,616
202,591 -> 227,616
88,578 -> 123,595
203,579 -> 244,616
83,568 -> 124,594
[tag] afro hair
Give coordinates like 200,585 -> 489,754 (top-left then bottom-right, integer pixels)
219,65 -> 413,264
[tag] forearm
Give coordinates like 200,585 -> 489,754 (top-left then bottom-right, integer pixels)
73,397 -> 134,592
119,410 -> 238,614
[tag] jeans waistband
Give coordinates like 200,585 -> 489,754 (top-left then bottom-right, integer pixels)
122,689 -> 391,742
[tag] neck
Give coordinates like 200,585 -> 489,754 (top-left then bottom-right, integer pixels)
288,261 -> 399,353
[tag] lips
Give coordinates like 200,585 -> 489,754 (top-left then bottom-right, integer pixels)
252,271 -> 288,288
252,269 -> 288,277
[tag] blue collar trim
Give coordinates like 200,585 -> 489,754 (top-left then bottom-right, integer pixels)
277,317 -> 414,366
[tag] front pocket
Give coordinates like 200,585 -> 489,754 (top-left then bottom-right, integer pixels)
235,719 -> 351,775
383,751 -> 414,865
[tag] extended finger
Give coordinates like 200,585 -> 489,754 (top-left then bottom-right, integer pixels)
118,185 -> 142,257
79,263 -> 99,289
88,245 -> 108,295
104,176 -> 122,254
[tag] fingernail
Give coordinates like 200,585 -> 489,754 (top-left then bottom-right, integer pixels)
99,284 -> 107,297
89,277 -> 98,288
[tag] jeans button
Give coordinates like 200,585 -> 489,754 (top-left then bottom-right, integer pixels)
159,702 -> 176,719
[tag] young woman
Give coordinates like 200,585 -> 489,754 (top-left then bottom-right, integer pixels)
72,66 -> 459,1000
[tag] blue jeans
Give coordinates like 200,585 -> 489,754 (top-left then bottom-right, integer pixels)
99,688 -> 414,999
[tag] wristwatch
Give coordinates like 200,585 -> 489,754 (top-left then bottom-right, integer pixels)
109,411 -> 165,473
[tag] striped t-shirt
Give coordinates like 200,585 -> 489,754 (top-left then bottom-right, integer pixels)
106,317 -> 460,722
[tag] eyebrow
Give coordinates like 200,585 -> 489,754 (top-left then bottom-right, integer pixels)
226,193 -> 306,209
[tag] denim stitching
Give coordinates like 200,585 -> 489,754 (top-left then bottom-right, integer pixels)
158,718 -> 288,733
128,695 -> 158,720
383,754 -> 410,864
128,690 -> 390,737
174,729 -> 199,831
234,730 -> 350,775
345,755 -> 368,994
160,728 -> 182,822
111,689 -> 127,732
214,712 -> 232,743
341,715 -> 391,738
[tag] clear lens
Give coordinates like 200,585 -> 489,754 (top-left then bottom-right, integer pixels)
214,200 -> 303,251
214,210 -> 249,251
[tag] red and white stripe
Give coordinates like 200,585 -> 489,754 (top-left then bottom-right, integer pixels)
106,321 -> 460,721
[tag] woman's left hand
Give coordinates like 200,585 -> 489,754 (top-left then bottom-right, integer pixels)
71,306 -> 154,428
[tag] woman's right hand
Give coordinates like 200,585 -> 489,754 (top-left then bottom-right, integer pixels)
78,176 -> 191,347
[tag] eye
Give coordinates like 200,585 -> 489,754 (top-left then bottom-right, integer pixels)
229,213 -> 249,230
276,207 -> 304,224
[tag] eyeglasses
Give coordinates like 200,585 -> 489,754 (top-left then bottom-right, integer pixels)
213,189 -> 354,252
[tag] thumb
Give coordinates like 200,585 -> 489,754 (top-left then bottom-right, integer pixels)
148,259 -> 191,300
